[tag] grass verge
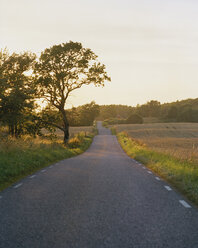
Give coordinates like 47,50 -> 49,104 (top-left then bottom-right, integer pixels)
116,131 -> 198,206
0,132 -> 94,191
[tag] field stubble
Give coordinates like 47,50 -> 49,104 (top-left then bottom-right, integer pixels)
111,123 -> 198,163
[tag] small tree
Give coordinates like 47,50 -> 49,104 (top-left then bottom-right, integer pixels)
77,101 -> 100,126
34,41 -> 110,143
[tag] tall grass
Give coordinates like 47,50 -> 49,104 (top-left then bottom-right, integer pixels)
0,132 -> 94,191
117,131 -> 198,206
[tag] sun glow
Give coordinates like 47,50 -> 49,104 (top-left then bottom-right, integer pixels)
1,0 -> 198,106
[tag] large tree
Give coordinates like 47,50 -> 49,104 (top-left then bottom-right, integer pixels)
0,50 -> 36,137
34,41 -> 110,143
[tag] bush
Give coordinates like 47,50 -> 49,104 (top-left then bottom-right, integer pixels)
126,114 -> 143,124
67,137 -> 81,148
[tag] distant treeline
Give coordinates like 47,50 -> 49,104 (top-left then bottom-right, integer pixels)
1,46 -> 197,140
97,98 -> 198,124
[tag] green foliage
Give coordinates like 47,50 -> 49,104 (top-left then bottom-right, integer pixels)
98,104 -> 135,120
167,106 -> 178,119
99,98 -> 198,124
68,137 -> 81,148
92,120 -> 98,135
126,113 -> 143,124
136,100 -> 161,118
103,114 -> 143,126
110,126 -> 117,135
68,131 -> 88,148
103,118 -> 126,126
161,98 -> 198,122
0,50 -> 36,137
34,41 -> 110,142
177,108 -> 198,122
117,132 -> 198,206
67,101 -> 100,126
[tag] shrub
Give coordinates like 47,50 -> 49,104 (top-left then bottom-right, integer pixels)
67,137 -> 81,148
126,114 -> 143,124
103,118 -> 126,125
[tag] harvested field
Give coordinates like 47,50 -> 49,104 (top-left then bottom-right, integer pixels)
50,126 -> 94,139
111,123 -> 198,162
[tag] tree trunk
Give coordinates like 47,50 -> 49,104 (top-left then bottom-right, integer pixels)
9,124 -> 14,137
60,108 -> 69,144
14,124 -> 18,138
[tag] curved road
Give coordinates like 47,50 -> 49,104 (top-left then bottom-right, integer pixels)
0,122 -> 198,247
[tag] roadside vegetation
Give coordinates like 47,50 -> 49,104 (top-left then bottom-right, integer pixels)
0,128 -> 95,191
0,42 -> 108,190
111,125 -> 198,206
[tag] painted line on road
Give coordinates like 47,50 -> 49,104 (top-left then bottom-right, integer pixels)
179,200 -> 191,208
155,177 -> 160,181
142,167 -> 146,169
0,196 -> 2,199
30,175 -> 36,179
41,169 -> 46,173
164,185 -> 172,191
147,171 -> 152,174
13,183 -> 23,189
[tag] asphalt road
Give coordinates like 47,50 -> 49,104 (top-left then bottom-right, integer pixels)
0,122 -> 198,248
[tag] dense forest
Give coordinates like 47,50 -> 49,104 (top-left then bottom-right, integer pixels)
97,98 -> 198,124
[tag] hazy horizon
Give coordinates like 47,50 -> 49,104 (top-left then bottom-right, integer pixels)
1,0 -> 198,108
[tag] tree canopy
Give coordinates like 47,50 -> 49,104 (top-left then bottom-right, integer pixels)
34,41 -> 110,142
0,50 -> 37,137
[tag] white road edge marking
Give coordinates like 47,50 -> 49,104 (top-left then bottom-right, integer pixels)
155,177 -> 160,181
142,167 -> 146,169
179,200 -> 191,208
147,171 -> 152,174
30,175 -> 36,178
13,183 -> 23,189
41,169 -> 46,173
164,185 -> 172,191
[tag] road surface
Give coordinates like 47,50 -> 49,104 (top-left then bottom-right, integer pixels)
0,122 -> 198,248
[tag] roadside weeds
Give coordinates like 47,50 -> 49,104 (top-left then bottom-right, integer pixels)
114,130 -> 198,207
0,132 -> 94,191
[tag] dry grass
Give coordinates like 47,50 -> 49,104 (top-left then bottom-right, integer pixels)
111,123 -> 198,162
143,117 -> 161,123
42,126 -> 93,139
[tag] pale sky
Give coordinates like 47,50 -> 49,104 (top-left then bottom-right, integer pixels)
1,0 -> 198,107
